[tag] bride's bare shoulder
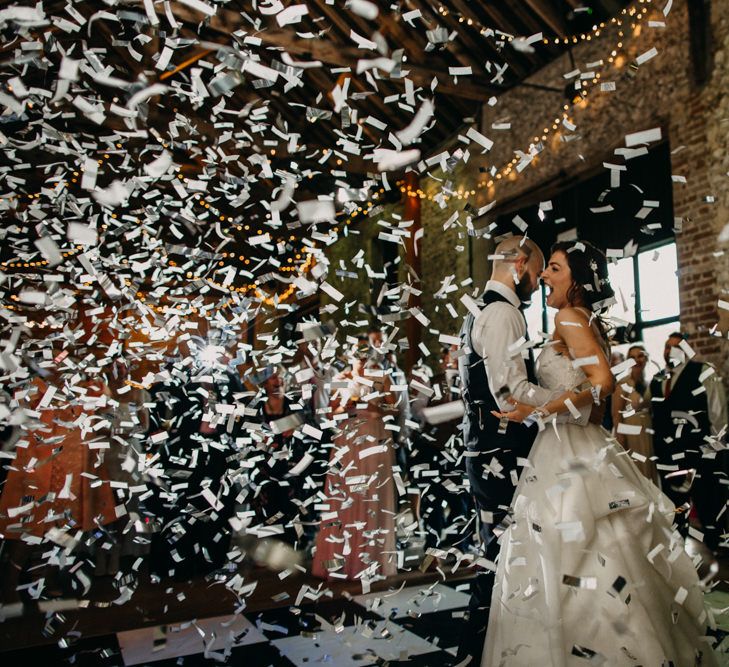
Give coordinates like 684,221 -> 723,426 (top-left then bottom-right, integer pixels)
555,307 -> 591,330
554,307 -> 607,358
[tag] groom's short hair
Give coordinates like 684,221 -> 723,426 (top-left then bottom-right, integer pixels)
493,236 -> 541,270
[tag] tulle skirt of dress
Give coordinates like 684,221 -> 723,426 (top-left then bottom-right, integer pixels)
483,421 -> 717,667
622,410 -> 659,485
311,410 -> 397,581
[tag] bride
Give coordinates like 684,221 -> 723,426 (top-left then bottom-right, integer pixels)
484,241 -> 716,666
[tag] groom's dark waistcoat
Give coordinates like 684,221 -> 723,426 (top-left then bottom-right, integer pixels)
458,289 -> 538,454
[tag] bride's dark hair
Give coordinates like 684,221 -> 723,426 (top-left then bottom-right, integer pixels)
551,240 -> 615,346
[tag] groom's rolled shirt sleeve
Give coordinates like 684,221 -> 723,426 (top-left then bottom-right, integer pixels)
471,303 -> 555,411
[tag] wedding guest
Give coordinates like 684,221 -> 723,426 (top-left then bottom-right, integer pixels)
410,346 -> 471,554
650,332 -> 728,552
290,339 -> 333,546
0,385 -> 20,489
602,350 -> 625,431
250,366 -> 305,547
368,326 -> 411,450
0,360 -> 117,602
146,347 -> 236,580
612,345 -> 658,483
312,338 -> 398,581
367,326 -> 413,553
96,356 -> 151,577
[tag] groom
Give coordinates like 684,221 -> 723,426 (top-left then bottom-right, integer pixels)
455,236 -> 556,664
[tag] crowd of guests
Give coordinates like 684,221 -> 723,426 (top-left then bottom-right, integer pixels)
0,326 -> 472,606
609,333 -> 728,552
0,323 -> 726,607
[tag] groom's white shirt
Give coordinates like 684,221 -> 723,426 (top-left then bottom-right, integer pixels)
470,280 -> 555,412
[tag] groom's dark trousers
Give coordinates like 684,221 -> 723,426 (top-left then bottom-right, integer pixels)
455,289 -> 538,665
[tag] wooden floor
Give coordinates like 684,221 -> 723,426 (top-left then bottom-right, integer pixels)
0,562 -> 474,653
0,536 -> 725,655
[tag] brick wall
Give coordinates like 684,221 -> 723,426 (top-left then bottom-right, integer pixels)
411,163 -> 476,354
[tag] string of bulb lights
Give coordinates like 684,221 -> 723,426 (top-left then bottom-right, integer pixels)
397,0 -> 655,203
1,158 -> 321,305
435,0 -> 653,45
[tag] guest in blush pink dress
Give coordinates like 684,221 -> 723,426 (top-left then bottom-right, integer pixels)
312,340 -> 399,581
0,373 -> 117,603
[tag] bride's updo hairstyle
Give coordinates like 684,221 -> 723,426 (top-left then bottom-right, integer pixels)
551,240 -> 615,346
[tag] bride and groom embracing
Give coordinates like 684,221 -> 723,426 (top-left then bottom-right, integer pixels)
454,236 -> 716,666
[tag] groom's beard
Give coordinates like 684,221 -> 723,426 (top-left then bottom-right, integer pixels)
516,277 -> 535,302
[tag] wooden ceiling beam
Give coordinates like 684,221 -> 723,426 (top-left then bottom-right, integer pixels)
304,0 -> 373,49
254,87 -> 381,176
162,2 -> 499,101
228,26 -> 457,148
521,0 -> 569,37
304,68 -> 382,146
561,0 -> 586,10
468,0 -> 543,76
256,29 -> 498,101
265,135 -> 375,176
497,0 -> 548,36
373,8 -> 430,66
260,64 -> 388,149
434,0 -> 530,81
403,0 -> 486,72
338,73 -> 402,131
449,0 -> 518,37
493,2 -> 552,69
305,0 -> 433,70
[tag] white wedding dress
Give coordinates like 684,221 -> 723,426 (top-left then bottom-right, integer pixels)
482,344 -> 717,667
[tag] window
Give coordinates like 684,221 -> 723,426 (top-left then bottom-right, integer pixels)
607,256 -> 636,325
525,241 -> 680,379
637,243 -> 680,322
624,241 -> 680,375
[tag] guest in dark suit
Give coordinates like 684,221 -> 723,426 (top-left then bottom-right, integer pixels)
146,337 -> 239,580
650,332 -> 727,552
410,346 -> 472,556
251,366 -> 306,547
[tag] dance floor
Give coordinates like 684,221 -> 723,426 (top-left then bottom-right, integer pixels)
2,538 -> 729,666
115,581 -> 471,666
0,575 -> 472,666
4,582 -> 729,666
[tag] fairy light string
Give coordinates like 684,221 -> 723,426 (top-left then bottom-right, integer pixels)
398,0 -> 656,203
436,0 -> 652,46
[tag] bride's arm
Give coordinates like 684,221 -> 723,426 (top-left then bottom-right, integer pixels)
494,308 -> 615,422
